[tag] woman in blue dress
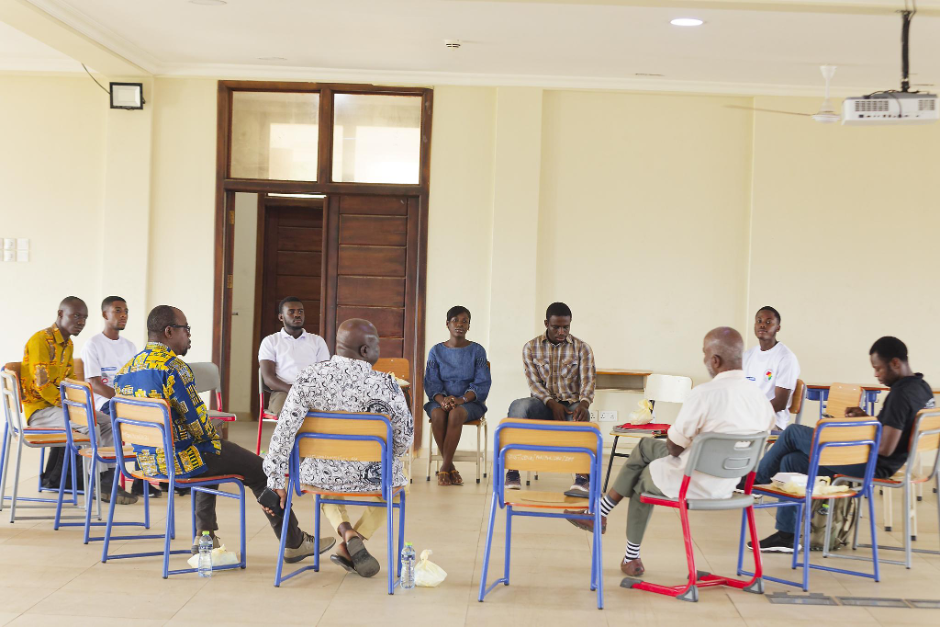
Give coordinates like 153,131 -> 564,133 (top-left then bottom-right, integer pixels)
424,306 -> 491,486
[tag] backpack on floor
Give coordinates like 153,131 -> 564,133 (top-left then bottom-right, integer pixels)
808,497 -> 858,551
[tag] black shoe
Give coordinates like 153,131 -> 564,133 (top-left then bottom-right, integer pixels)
131,479 -> 162,498
748,531 -> 799,553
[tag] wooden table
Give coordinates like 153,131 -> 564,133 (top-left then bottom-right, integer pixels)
596,369 -> 651,392
806,384 -> 941,419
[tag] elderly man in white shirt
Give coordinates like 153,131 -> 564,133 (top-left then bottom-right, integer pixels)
567,327 -> 774,577
263,318 -> 413,580
258,296 -> 331,415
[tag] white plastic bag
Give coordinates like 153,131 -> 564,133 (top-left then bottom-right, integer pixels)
627,399 -> 653,425
414,549 -> 447,587
186,543 -> 240,569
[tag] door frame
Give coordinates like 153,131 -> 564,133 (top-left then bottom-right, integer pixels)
212,80 -> 433,445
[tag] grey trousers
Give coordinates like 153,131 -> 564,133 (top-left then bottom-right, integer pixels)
28,406 -> 115,471
611,438 -> 668,545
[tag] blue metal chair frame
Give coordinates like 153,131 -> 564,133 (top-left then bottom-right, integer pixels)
736,419 -> 882,591
101,396 -> 247,578
478,421 -> 604,610
274,411 -> 406,594
53,381 -> 151,543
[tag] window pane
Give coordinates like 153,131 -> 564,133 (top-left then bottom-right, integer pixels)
231,92 -> 319,181
333,94 -> 422,184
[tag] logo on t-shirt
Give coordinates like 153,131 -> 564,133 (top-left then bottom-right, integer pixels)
765,369 -> 773,381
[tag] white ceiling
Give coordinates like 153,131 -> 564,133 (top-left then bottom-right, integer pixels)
0,20 -> 81,72
2,0 -> 939,95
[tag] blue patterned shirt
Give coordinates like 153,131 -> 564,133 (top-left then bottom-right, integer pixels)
113,342 -> 221,478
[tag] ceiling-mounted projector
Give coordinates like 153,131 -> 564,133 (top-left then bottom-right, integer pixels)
842,92 -> 938,125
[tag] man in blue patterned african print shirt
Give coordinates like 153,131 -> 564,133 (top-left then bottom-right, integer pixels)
114,305 -> 334,558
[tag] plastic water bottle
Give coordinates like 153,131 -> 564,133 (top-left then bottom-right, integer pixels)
400,542 -> 416,590
198,531 -> 213,578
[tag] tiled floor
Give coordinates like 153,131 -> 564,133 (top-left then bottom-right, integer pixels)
0,423 -> 937,626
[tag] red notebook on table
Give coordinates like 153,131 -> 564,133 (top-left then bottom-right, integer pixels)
611,423 -> 671,436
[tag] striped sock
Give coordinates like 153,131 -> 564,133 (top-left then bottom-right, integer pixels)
625,541 -> 641,561
599,495 -> 617,518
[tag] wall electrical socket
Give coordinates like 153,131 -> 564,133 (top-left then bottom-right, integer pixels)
589,409 -> 598,422
599,410 -> 618,422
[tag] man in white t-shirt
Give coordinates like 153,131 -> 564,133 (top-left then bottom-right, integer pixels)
564,328 -> 774,578
742,306 -> 800,430
258,296 -> 331,415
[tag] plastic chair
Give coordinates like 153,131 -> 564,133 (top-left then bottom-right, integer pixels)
427,361 -> 490,484
102,395 -> 247,578
741,417 -> 882,591
833,408 -> 940,568
274,411 -> 406,594
189,362 -> 237,439
1,364 -> 85,523
256,367 -> 280,454
479,418 -> 604,609
54,379 -> 149,543
622,432 -> 769,602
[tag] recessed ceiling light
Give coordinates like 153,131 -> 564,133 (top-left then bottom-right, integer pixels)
258,57 -> 287,61
670,18 -> 704,26
188,0 -> 227,5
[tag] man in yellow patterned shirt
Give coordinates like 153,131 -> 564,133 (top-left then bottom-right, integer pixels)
23,296 -> 137,504
114,305 -> 334,559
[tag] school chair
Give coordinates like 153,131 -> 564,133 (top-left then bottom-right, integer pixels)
274,410 -> 406,594
54,379 -> 149,543
832,407 -> 939,568
373,357 -> 413,481
102,395 -> 247,578
189,361 -> 237,439
740,417 -> 882,591
622,432 -> 768,602
427,361 -> 490,484
478,418 -> 604,609
1,365 -> 85,523
764,379 -> 807,450
256,367 -> 280,454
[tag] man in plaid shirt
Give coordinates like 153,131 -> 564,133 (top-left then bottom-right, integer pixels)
506,302 -> 596,492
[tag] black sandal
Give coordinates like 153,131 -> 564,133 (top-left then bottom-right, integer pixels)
330,553 -> 355,573
346,536 -> 381,578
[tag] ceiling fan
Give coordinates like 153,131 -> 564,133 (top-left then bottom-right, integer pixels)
727,65 -> 841,124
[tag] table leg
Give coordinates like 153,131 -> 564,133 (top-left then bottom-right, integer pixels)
603,436 -> 619,493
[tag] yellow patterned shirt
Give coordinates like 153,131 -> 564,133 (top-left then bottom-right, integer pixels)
113,342 -> 221,478
22,325 -> 73,421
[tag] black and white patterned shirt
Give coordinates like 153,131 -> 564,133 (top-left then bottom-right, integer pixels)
263,355 -> 414,493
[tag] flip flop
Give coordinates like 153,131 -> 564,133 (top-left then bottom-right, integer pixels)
449,469 -> 464,486
346,536 -> 381,578
330,553 -> 355,573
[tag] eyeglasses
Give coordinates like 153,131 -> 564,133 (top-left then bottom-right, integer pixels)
167,324 -> 191,334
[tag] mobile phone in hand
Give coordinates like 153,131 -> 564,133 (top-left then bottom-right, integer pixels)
257,487 -> 283,514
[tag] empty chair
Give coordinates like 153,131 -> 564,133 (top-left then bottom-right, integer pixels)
188,361 -> 237,438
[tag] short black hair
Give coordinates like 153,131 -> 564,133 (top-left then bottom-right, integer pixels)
870,336 -> 908,363
757,306 -> 781,323
446,305 -> 471,322
59,296 -> 85,310
147,305 -> 177,335
546,302 -> 572,320
278,296 -> 303,314
101,296 -> 126,312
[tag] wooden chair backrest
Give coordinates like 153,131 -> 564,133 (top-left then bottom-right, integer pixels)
789,379 -> 805,415
814,417 -> 879,466
497,418 -> 600,474
62,379 -> 96,428
1,364 -> 23,429
72,357 -> 85,381
297,412 -> 390,463
373,358 -> 410,382
111,395 -> 172,448
824,383 -> 863,419
914,408 -> 940,454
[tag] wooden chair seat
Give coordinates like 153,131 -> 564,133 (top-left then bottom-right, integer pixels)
504,490 -> 590,509
79,446 -> 136,460
753,484 -> 859,500
835,473 -> 933,486
300,485 -> 405,499
22,431 -> 90,445
128,469 -> 245,484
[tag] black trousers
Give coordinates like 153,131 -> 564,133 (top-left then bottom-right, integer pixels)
194,440 -> 303,549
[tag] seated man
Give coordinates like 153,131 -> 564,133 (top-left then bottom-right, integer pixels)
567,328 -> 774,577
263,319 -> 414,579
751,336 -> 935,553
742,306 -> 800,431
114,305 -> 334,558
506,301 -> 595,492
81,296 -> 157,498
258,296 -> 330,416
23,296 -> 136,504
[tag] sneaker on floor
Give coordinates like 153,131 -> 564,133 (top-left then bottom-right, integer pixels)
748,531 -> 798,553
191,533 -> 222,555
505,471 -> 521,490
569,475 -> 590,493
101,486 -> 138,505
284,533 -> 337,564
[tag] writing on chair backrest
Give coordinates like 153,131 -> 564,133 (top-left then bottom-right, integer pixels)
498,418 -> 600,474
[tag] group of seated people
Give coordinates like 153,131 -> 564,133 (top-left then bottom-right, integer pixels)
10,293 -> 935,581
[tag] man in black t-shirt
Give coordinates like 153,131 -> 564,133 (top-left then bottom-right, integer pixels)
749,336 -> 935,553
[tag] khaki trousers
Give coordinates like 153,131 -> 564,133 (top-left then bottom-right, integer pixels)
611,437 -> 669,545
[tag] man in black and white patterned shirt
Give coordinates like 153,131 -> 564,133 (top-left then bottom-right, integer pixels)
263,318 -> 414,578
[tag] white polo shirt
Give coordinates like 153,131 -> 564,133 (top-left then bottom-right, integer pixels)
743,342 -> 800,429
258,329 -> 331,385
80,332 -> 138,411
649,370 -> 775,500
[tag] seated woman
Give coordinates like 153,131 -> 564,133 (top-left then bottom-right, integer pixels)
424,305 -> 491,486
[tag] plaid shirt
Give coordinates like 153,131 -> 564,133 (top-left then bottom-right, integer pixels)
522,334 -> 596,405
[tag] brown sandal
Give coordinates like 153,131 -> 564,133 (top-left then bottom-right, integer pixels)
449,469 -> 464,486
437,471 -> 451,486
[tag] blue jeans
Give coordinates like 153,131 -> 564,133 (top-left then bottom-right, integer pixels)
756,424 -> 868,533
505,397 -> 586,483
